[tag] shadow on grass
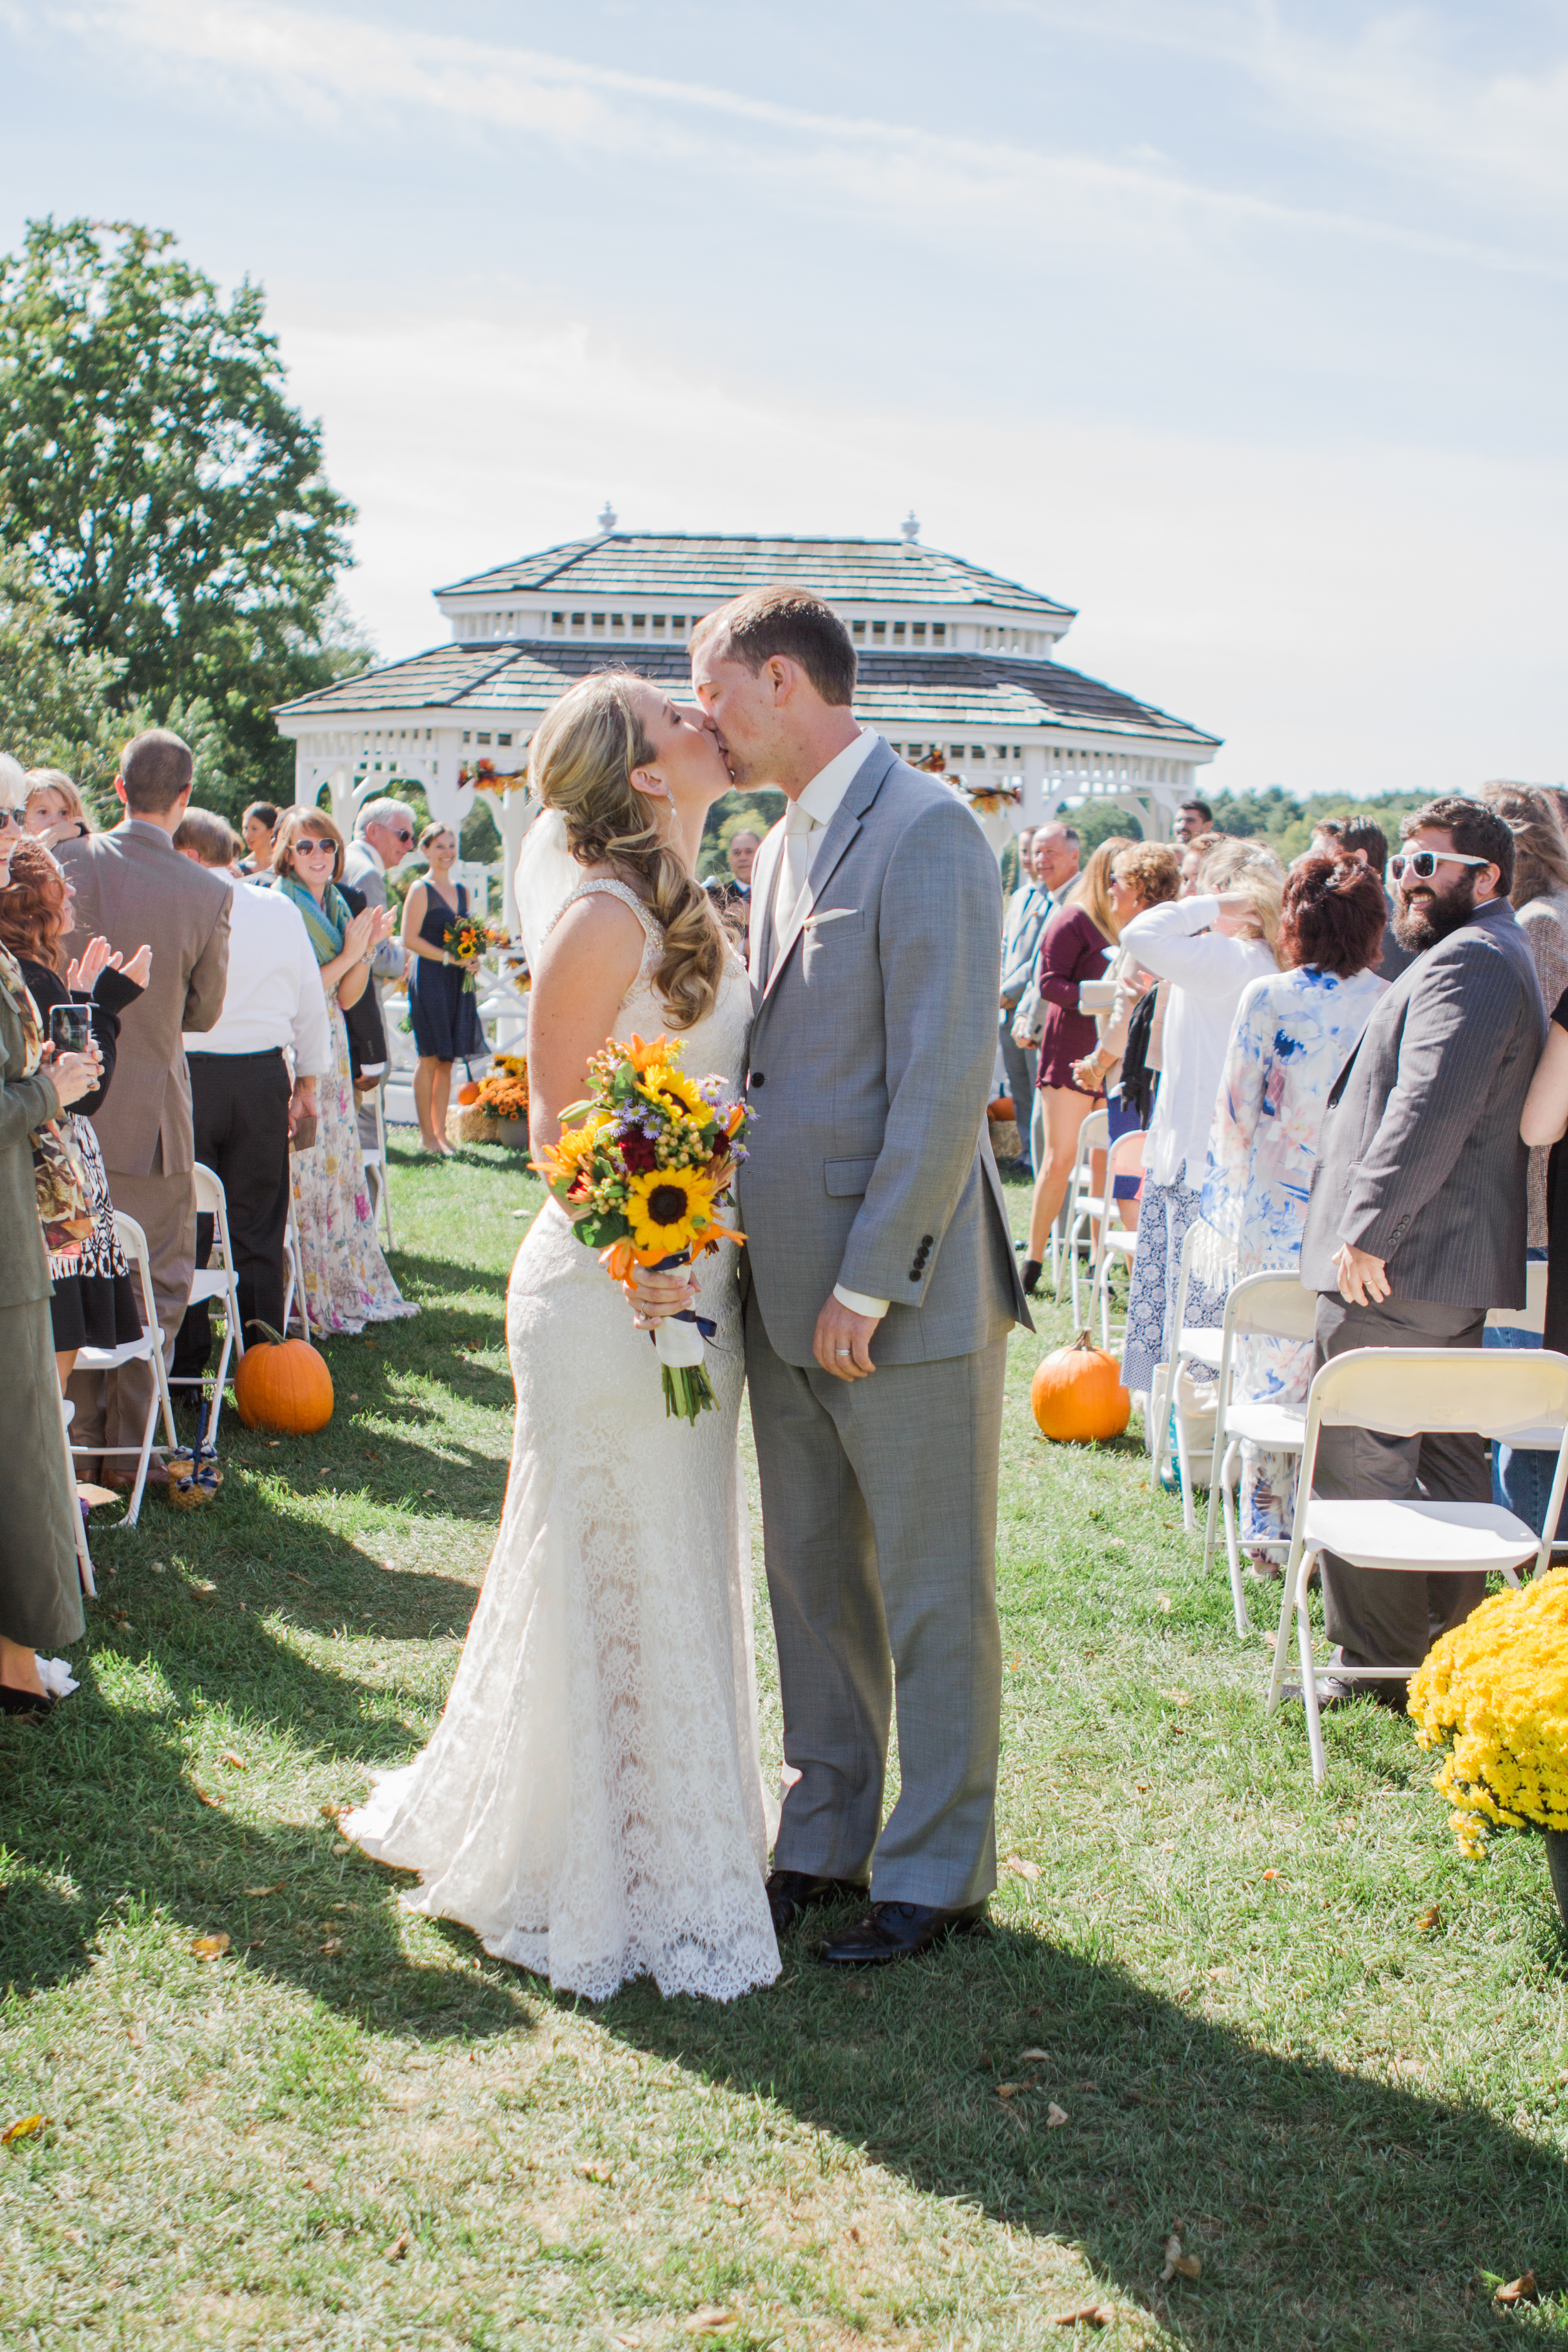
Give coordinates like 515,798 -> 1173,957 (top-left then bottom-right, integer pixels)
589,1918 -> 1564,2347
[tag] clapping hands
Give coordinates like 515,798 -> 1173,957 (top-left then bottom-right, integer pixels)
344,905 -> 396,962
65,935 -> 153,992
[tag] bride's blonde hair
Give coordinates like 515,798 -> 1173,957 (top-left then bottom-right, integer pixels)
526,670 -> 726,1029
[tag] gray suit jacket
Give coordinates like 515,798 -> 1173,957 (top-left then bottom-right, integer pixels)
1300,894 -> 1545,1307
58,822 -> 230,1178
343,839 -> 407,979
738,741 -> 1030,1367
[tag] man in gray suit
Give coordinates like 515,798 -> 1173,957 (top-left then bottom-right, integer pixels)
692,588 -> 1030,1966
59,732 -> 230,1478
1299,797 -> 1544,1703
344,798 -> 413,1153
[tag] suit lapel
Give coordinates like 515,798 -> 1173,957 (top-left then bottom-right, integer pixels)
749,824 -> 785,993
759,743 -> 895,1007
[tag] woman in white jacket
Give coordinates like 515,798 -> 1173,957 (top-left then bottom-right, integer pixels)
1115,840 -> 1285,1401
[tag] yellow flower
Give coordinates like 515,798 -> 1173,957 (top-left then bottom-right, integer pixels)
623,1166 -> 720,1262
1409,1567 -> 1568,1853
639,1060 -> 706,1118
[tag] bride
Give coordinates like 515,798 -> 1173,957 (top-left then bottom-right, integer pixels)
343,672 -> 780,2002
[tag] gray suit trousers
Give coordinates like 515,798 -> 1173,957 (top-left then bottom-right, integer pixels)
1311,1292 -> 1490,1677
746,1304 -> 1007,1909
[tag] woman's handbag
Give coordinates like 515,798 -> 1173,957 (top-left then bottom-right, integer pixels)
33,1116 -> 94,1257
1120,987 -> 1160,1127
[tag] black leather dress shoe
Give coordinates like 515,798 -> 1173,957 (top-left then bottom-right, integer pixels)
817,1900 -> 988,1966
765,1868 -> 868,1937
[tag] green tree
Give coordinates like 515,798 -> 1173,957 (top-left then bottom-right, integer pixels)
0,217 -> 367,797
0,548 -> 123,800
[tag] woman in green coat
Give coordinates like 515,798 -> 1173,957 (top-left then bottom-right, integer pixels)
0,920 -> 98,1714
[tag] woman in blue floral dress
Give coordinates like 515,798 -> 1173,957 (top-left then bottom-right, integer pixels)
1199,856 -> 1390,1559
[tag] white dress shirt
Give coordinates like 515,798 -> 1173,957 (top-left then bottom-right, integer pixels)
765,728 -> 890,1320
1116,893 -> 1278,1189
182,876 -> 332,1078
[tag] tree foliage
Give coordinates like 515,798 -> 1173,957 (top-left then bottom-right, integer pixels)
0,217 -> 369,797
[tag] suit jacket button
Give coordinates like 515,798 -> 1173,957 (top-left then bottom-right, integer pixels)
750,1073 -> 765,1088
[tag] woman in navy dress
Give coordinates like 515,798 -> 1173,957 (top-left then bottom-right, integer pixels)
401,821 -> 487,1155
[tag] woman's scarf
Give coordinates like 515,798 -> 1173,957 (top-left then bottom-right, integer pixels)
278,874 -> 351,966
0,940 -> 93,1258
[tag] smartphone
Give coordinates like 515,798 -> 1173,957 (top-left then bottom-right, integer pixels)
50,1004 -> 90,1057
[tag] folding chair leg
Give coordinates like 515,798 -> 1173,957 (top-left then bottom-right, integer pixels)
1296,1573 -> 1327,1786
1173,1396 -> 1198,1535
376,1092 -> 395,1250
1266,1549 -> 1304,1715
1213,1441 -> 1251,1640
122,1387 -> 161,1527
206,1318 -> 235,1457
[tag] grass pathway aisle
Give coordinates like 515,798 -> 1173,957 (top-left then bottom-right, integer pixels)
3,1149 -> 1565,2348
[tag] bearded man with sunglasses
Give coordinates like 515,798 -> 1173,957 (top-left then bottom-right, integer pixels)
1299,797 -> 1545,1703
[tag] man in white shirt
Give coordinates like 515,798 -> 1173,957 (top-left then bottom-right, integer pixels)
171,808 -> 330,1381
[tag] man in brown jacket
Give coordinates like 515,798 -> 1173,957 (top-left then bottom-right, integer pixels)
60,731 -> 231,1476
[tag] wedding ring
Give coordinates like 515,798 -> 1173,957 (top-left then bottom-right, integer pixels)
835,1347 -> 850,1355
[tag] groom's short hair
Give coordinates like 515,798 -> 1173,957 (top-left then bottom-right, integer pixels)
691,588 -> 856,707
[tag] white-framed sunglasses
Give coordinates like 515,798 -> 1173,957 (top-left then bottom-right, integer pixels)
1389,849 -> 1493,883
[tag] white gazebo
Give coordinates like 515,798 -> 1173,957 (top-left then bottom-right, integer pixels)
274,516 -> 1221,931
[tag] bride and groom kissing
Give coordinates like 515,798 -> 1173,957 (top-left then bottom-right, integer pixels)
343,587 -> 1032,2001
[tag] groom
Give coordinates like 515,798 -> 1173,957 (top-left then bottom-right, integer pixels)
691,588 -> 1030,1966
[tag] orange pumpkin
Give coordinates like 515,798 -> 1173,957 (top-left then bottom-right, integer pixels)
987,1095 -> 1015,1121
236,1322 -> 335,1434
457,1081 -> 481,1104
1030,1330 -> 1130,1443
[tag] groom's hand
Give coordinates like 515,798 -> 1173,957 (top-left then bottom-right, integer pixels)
813,1295 -> 881,1381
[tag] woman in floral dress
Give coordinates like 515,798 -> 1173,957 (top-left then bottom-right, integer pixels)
1199,856 -> 1389,1562
272,809 -> 418,1338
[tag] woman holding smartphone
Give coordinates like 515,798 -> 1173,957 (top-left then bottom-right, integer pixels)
0,839 -> 151,1382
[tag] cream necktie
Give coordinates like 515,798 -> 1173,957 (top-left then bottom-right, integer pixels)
777,800 -> 820,933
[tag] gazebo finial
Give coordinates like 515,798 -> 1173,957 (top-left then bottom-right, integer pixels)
901,509 -> 920,546
598,499 -> 618,533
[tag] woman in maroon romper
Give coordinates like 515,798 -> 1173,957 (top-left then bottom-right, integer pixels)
1022,838 -> 1127,1296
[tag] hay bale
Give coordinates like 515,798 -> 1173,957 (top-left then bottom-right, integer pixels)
447,1106 -> 529,1148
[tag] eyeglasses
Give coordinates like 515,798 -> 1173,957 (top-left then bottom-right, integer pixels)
1389,850 -> 1493,883
389,828 -> 413,845
294,839 -> 337,860
0,809 -> 23,830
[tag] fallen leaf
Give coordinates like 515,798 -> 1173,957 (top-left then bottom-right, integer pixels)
332,1838 -> 351,1855
1052,2306 -> 1113,2329
683,2312 -> 737,2338
1135,1782 -> 1150,1794
1206,1966 -> 1230,1982
2,2114 -> 46,2144
1046,2102 -> 1069,2129
386,2230 -> 411,2262
319,1936 -> 344,1956
189,1933 -> 230,1959
1261,1628 -> 1278,1650
220,1752 -> 246,1771
1159,2231 -> 1201,2282
1416,1904 -> 1442,1934
995,2081 -> 1025,2099
319,1802 -> 342,1823
1495,2272 -> 1537,2306
192,1787 -> 221,1809
577,2161 -> 613,2183
1162,1689 -> 1193,1706
1156,1592 -> 1172,1613
267,1440 -> 280,1448
422,1488 -> 436,1497
1003,1855 -> 1041,1882
1261,1868 -> 1281,1882
243,1883 -> 283,1899
1019,2047 -> 1051,2063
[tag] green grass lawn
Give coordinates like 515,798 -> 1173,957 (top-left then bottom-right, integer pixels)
3,1144 -> 1566,2349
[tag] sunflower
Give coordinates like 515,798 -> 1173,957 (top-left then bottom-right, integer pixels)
624,1166 -> 721,1261
639,1060 -> 707,1118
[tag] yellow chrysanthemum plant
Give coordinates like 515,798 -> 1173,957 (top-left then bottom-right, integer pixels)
531,1034 -> 751,1422
1409,1568 -> 1568,1863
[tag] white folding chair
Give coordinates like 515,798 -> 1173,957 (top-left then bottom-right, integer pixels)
1264,1346 -> 1568,1785
282,1192 -> 312,1342
1153,1219 -> 1229,1531
1200,1270 -> 1320,1639
71,1212 -> 179,1527
168,1162 -> 246,1458
1053,1107 -> 1110,1320
359,1084 -> 395,1250
59,1394 -> 95,1599
1089,1128 -> 1145,1348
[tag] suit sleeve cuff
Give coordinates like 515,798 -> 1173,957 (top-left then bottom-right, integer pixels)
834,1283 -> 889,1319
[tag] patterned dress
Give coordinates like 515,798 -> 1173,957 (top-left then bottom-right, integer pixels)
1199,963 -> 1387,1542
290,993 -> 418,1337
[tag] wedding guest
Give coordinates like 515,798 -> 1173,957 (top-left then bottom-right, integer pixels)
1178,831 -> 1224,894
239,802 -> 279,875
703,827 -> 761,946
172,808 -> 329,1384
1198,857 -> 1388,1569
1477,785 -> 1568,1253
1020,839 -> 1127,1295
1116,840 -> 1283,1401
401,820 -> 485,1157
272,807 -> 415,1335
1310,816 -> 1413,982
1300,799 -> 1542,1706
1071,842 -> 1183,1219
0,839 -> 99,1715
23,770 -> 92,848
1175,798 -> 1215,845
1007,824 -> 1081,1136
999,829 -> 1046,1166
0,839 -> 149,1382
58,731 -> 230,1484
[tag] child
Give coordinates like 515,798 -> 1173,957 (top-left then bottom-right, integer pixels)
23,771 -> 92,847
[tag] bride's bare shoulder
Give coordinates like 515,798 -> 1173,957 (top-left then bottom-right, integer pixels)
533,878 -> 647,988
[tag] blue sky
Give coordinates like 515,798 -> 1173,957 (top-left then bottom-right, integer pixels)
2,1 -> 1564,797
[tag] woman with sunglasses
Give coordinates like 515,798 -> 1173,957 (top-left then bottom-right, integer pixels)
272,808 -> 417,1337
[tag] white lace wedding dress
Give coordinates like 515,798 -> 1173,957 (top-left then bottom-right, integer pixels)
342,881 -> 780,2003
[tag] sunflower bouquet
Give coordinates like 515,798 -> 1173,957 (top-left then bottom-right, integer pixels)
533,1033 -> 750,1422
443,913 -> 511,993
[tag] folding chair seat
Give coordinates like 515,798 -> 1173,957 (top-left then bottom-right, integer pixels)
1200,1269 -> 1319,1638
70,1212 -> 179,1527
168,1162 -> 246,1458
1089,1128 -> 1145,1348
1264,1345 -> 1568,1785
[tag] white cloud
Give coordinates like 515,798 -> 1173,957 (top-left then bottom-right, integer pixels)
34,0 -> 1564,277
